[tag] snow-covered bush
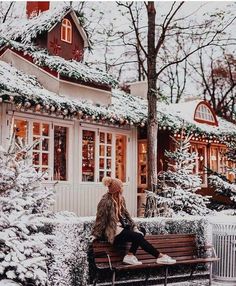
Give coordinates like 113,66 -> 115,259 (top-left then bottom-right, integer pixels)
0,139 -> 55,285
47,214 -> 90,286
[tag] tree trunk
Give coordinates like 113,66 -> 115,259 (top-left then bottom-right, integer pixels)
147,2 -> 158,191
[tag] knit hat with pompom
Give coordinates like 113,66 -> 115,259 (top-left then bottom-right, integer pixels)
102,177 -> 123,194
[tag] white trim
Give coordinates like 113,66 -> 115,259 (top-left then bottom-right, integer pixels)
8,113 -> 73,183
1,49 -> 111,94
59,78 -> 111,94
70,11 -> 89,48
61,18 -> 72,44
79,124 -> 131,184
0,49 -> 57,81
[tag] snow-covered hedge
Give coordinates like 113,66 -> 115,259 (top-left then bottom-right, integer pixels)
46,214 -> 209,286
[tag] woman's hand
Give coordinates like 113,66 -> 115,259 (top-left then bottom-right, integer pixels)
133,226 -> 144,236
89,235 -> 97,243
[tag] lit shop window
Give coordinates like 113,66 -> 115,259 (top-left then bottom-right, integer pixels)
191,144 -> 207,186
14,119 -> 28,145
116,135 -> 127,182
82,130 -> 96,182
99,132 -> 113,181
210,147 -> 218,172
32,122 -> 50,178
54,126 -> 68,181
61,18 -> 72,43
195,104 -> 216,124
219,148 -> 227,175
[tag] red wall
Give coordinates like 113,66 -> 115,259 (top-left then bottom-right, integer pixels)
47,14 -> 84,61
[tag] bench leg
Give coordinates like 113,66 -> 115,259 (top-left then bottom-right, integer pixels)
93,271 -> 98,286
190,265 -> 197,279
164,266 -> 168,286
209,262 -> 213,286
112,270 -> 116,286
144,269 -> 150,286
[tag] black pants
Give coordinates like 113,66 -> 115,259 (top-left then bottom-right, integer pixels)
113,229 -> 160,258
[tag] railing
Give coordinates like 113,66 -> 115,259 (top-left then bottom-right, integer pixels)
211,217 -> 236,285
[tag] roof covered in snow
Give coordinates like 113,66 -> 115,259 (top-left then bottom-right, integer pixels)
0,5 -> 87,46
0,39 -> 117,88
158,100 -> 236,137
0,58 -> 236,141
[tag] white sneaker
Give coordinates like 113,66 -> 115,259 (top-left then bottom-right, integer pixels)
123,254 -> 142,265
156,254 -> 176,264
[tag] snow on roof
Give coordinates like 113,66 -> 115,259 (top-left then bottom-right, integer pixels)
0,59 -> 235,139
0,39 -> 117,88
158,100 -> 236,136
0,60 -> 141,125
0,5 -> 85,45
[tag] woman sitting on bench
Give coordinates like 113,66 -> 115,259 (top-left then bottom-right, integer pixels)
91,177 -> 176,266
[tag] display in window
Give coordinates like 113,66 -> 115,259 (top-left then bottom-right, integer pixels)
33,152 -> 40,165
82,130 -> 95,182
42,138 -> 49,151
33,122 -> 40,136
99,145 -> 105,156
138,140 -> 147,188
14,119 -> 28,145
99,132 -> 113,181
42,124 -> 49,136
100,132 -> 105,143
54,126 -> 67,181
115,135 -> 127,182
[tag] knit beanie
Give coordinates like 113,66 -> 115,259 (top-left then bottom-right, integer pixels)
102,177 -> 123,194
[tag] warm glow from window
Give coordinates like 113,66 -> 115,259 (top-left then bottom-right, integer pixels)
61,19 -> 72,43
195,104 -> 216,124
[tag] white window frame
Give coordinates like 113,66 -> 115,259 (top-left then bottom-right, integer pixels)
9,113 -> 73,183
195,104 -> 215,124
79,124 -> 130,184
61,18 -> 72,44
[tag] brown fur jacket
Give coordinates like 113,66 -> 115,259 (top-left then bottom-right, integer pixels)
92,193 -> 135,244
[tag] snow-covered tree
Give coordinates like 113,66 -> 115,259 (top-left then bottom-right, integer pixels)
0,136 -> 54,285
209,172 -> 236,205
145,127 -> 210,217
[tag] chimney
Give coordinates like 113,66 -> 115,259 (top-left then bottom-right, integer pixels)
26,1 -> 50,18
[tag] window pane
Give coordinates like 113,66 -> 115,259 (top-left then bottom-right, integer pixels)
210,148 -> 218,171
99,171 -> 104,182
54,126 -> 68,181
100,132 -> 105,143
42,153 -> 48,166
33,122 -> 40,136
14,119 -> 28,145
82,130 -> 95,182
99,158 -> 104,169
42,124 -> 49,136
42,138 -> 49,151
99,145 -> 105,156
116,135 -> 127,182
107,146 -> 112,157
33,152 -> 40,165
107,133 -> 112,144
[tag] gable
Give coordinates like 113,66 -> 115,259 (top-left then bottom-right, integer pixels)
47,13 -> 84,61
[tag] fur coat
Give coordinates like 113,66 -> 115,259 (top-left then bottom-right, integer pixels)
92,193 -> 135,243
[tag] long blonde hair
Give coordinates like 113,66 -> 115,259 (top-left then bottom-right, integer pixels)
111,192 -> 124,221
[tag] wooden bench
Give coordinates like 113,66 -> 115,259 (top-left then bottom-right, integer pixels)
92,233 -> 219,286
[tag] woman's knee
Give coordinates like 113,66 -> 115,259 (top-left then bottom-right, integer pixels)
131,232 -> 144,241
